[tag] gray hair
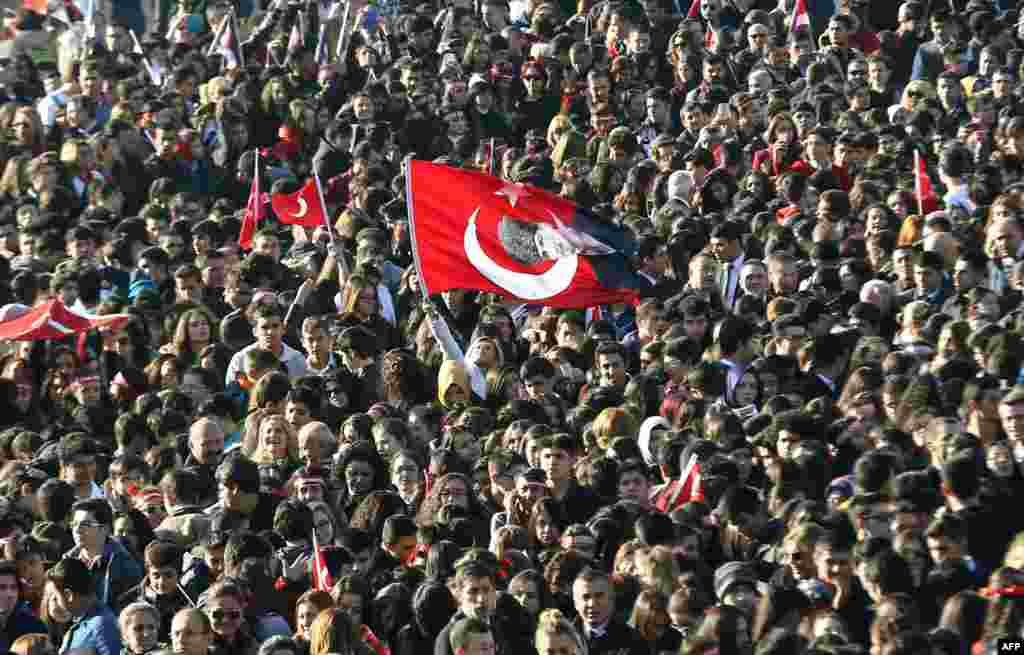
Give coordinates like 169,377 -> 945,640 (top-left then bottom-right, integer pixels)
118,601 -> 160,633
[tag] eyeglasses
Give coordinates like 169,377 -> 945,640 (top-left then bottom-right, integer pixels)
848,69 -> 867,76
71,520 -> 103,530
907,91 -> 924,99
209,609 -> 242,622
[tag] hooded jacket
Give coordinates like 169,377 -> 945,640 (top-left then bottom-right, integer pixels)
437,360 -> 477,409
393,583 -> 456,655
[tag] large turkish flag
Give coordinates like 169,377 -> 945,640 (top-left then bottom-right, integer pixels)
407,161 -> 648,309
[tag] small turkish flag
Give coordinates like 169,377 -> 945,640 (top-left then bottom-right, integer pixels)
407,161 -> 649,308
271,179 -> 326,228
914,150 -> 940,215
311,531 -> 333,593
238,161 -> 263,251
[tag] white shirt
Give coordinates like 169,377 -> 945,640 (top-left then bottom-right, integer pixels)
225,341 -> 308,387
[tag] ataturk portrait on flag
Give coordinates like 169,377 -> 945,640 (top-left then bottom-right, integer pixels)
407,161 -> 653,308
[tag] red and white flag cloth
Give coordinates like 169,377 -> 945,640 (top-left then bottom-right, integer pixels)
238,152 -> 264,250
653,455 -> 705,513
311,531 -> 333,593
271,179 -> 327,228
790,0 -> 811,33
915,149 -> 940,215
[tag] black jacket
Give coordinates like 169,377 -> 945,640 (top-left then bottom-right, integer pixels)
575,618 -> 647,655
0,605 -> 47,653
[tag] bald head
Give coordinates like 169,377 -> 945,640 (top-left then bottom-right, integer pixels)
297,421 -> 335,467
171,608 -> 212,655
189,417 -> 224,464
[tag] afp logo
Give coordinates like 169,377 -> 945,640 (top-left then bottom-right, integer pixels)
998,639 -> 1024,651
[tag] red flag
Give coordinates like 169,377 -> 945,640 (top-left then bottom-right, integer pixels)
239,156 -> 262,250
360,626 -> 391,655
311,532 -> 333,593
407,161 -> 649,308
790,0 -> 811,33
271,179 -> 326,228
654,460 -> 704,513
915,150 -> 939,215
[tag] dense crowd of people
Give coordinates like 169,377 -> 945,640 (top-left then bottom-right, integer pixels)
2,0 -> 1024,654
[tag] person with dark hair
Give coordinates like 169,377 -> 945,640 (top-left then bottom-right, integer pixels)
64,498 -> 143,609
0,559 -> 46,652
114,540 -> 189,641
47,558 -> 122,655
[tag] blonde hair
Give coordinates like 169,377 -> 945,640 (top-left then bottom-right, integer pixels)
547,115 -> 572,150
309,608 -> 358,655
251,413 -> 298,464
591,407 -> 639,451
634,545 -> 680,596
535,609 -> 587,655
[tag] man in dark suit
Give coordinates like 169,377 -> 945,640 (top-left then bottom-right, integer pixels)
573,568 -> 646,655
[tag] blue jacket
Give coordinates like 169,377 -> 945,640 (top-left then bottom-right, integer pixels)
64,539 -> 144,609
60,604 -> 121,655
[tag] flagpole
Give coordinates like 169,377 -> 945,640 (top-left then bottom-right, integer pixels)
234,9 -> 245,68
312,168 -> 349,282
914,149 -> 923,216
403,156 -> 429,299
129,29 -> 159,87
311,526 -> 321,591
336,0 -> 351,65
207,11 -> 229,57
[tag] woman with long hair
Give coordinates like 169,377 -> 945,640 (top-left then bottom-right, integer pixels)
630,589 -> 681,655
143,354 -> 181,390
380,349 -> 430,411
309,607 -> 370,655
169,308 -> 217,366
248,413 -> 299,494
40,581 -> 70,648
294,590 -> 334,653
527,497 -> 569,562
338,274 -> 400,351
415,472 -> 488,546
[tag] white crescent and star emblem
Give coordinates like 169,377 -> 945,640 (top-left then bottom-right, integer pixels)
292,198 -> 308,218
463,207 -> 577,301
